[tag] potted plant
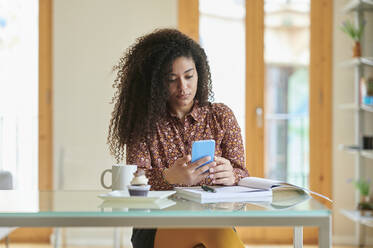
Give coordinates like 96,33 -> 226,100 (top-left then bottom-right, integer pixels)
352,179 -> 373,216
340,20 -> 365,57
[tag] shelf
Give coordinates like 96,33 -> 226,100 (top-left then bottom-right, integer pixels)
361,150 -> 373,159
361,104 -> 373,112
340,2 -> 373,245
339,103 -> 373,112
341,209 -> 373,227
339,57 -> 373,67
339,103 -> 358,110
339,145 -> 373,159
343,0 -> 373,12
339,144 -> 361,153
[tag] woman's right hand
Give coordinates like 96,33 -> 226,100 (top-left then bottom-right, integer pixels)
163,155 -> 215,185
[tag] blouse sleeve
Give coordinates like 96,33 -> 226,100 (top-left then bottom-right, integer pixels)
126,139 -> 172,190
217,104 -> 249,184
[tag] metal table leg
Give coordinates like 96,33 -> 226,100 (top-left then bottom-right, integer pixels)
114,227 -> 121,248
319,216 -> 331,248
293,226 -> 303,248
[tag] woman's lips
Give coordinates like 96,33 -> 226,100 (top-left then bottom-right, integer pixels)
177,93 -> 191,99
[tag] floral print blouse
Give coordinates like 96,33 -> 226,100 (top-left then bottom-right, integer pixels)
126,102 -> 249,190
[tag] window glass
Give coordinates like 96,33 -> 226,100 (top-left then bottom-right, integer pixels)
199,0 -> 246,140
264,0 -> 310,187
0,0 -> 38,189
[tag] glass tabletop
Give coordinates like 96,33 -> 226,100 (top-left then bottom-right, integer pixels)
0,190 -> 330,218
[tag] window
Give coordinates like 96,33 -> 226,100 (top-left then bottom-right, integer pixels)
199,0 -> 246,138
0,0 -> 39,189
264,0 -> 310,187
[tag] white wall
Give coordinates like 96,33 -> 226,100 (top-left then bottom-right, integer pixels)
333,0 -> 373,245
53,0 -> 177,246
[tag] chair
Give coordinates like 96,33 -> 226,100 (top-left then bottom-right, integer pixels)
0,170 -> 16,248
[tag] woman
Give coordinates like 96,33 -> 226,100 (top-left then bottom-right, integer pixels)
108,28 -> 248,248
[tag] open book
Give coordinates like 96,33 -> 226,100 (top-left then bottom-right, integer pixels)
238,177 -> 332,203
175,177 -> 332,204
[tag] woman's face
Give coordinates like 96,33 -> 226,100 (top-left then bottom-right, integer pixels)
166,56 -> 198,111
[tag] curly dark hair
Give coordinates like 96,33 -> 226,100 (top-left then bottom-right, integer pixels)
108,28 -> 214,162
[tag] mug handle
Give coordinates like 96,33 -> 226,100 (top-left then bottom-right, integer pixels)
100,169 -> 112,189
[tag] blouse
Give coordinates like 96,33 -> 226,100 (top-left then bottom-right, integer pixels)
126,102 -> 249,190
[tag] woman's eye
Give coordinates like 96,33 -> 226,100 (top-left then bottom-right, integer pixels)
185,75 -> 193,79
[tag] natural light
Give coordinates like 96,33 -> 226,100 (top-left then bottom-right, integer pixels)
199,0 -> 246,140
0,0 -> 39,190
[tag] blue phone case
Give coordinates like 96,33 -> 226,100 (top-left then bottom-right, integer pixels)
191,140 -> 215,168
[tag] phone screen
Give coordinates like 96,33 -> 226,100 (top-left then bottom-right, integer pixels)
191,140 -> 215,169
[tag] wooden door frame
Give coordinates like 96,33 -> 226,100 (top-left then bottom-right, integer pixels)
309,0 -> 333,209
178,0 -> 199,42
10,0 -> 53,242
245,0 -> 333,200
245,0 -> 265,179
39,0 -> 53,192
244,0 -> 333,243
178,0 -> 333,244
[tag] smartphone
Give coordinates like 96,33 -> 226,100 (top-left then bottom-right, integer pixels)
191,139 -> 215,169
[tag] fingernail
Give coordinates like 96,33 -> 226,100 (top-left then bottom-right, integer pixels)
209,168 -> 214,173
212,180 -> 216,183
209,174 -> 214,179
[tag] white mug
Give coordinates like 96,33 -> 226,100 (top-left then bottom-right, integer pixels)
100,164 -> 137,191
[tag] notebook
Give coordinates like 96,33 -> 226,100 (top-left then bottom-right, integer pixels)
175,185 -> 272,204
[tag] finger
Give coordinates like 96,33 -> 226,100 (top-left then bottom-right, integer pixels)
176,155 -> 191,167
194,161 -> 216,175
190,156 -> 212,170
212,177 -> 235,186
214,156 -> 227,164
196,171 -> 210,182
209,171 -> 231,180
209,164 -> 232,173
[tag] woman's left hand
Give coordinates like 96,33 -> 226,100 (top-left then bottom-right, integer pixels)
209,156 -> 235,186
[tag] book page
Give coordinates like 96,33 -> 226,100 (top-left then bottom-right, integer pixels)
215,186 -> 268,193
238,177 -> 282,189
238,177 -> 333,202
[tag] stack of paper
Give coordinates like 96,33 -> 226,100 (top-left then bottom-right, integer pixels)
175,186 -> 272,203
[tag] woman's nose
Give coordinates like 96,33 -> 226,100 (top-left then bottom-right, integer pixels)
177,78 -> 187,90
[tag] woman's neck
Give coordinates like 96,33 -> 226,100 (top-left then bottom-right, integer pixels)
169,101 -> 194,121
